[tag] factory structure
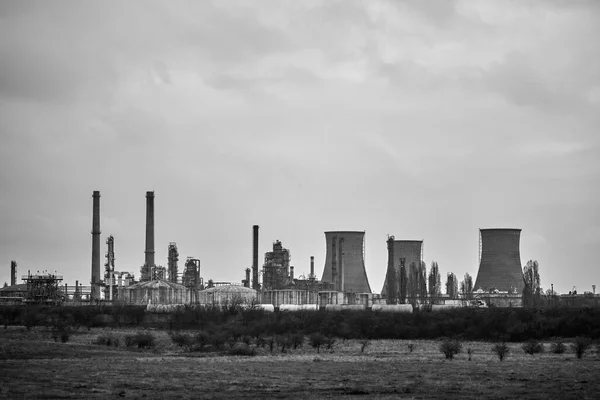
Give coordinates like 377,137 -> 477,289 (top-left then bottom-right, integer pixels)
3,190 -> 585,309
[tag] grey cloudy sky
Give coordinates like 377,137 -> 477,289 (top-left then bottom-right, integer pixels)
1,0 -> 599,294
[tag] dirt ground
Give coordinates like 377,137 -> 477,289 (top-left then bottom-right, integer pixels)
1,327 -> 599,399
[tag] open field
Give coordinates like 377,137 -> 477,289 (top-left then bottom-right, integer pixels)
1,326 -> 599,399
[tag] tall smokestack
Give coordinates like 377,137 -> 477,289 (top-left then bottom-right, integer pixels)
252,225 -> 259,290
386,236 -> 396,304
143,191 -> 155,281
310,256 -> 314,279
290,266 -> 294,281
91,191 -> 101,300
10,260 -> 17,286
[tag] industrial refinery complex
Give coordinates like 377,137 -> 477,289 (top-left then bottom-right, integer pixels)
0,190 -> 593,309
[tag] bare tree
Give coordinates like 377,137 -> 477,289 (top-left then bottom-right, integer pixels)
428,262 -> 441,304
460,273 -> 473,301
407,262 -> 419,306
523,260 -> 541,307
446,272 -> 458,299
418,261 -> 428,304
399,262 -> 408,304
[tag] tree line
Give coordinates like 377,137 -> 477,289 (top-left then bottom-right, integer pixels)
386,259 -> 474,305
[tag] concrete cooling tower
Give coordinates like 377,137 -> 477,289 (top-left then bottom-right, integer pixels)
381,239 -> 423,297
474,228 -> 524,293
321,231 -> 372,293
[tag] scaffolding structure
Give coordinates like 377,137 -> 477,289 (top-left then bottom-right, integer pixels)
168,242 -> 179,283
262,240 -> 291,290
104,235 -> 115,301
23,271 -> 63,304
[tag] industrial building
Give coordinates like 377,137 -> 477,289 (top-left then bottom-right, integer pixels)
262,240 -> 292,290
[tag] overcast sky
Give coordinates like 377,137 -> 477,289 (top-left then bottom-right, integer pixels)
1,1 -> 599,295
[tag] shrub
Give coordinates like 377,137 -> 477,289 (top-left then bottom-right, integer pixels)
439,339 -> 462,360
210,332 -> 227,350
310,333 -> 326,354
570,336 -> 591,359
241,335 -> 253,346
550,339 -> 566,354
228,343 -> 256,356
51,324 -> 71,343
291,334 -> 304,350
467,348 -> 473,361
276,334 -> 293,353
267,336 -> 275,353
169,332 -> 194,349
522,340 -> 544,355
194,331 -> 211,350
124,332 -> 156,349
359,339 -> 370,353
492,342 -> 510,361
95,333 -> 120,347
407,343 -> 415,353
325,336 -> 336,351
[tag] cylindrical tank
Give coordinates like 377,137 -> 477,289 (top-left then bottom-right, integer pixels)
474,228 -> 524,293
381,240 -> 422,296
321,231 -> 371,293
372,304 -> 413,313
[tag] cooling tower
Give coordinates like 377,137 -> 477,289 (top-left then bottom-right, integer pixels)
321,231 -> 371,293
474,228 -> 524,293
91,191 -> 101,300
381,239 -> 423,296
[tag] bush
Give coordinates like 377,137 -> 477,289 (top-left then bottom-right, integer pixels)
359,339 -> 370,353
570,336 -> 591,359
291,334 -> 304,350
51,324 -> 71,343
169,332 -> 194,349
407,343 -> 415,353
325,336 -> 336,351
439,339 -> 462,360
492,342 -> 510,361
310,333 -> 326,354
276,334 -> 293,353
194,331 -> 211,350
550,339 -> 566,354
124,332 -> 156,349
228,343 -> 256,356
467,348 -> 473,361
95,333 -> 120,347
522,340 -> 544,355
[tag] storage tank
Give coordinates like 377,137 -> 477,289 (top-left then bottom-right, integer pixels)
321,231 -> 372,293
474,228 -> 524,293
381,240 -> 423,297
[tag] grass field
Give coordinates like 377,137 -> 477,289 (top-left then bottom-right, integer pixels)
1,326 -> 599,399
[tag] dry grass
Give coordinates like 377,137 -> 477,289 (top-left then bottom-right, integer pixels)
1,327 -> 599,399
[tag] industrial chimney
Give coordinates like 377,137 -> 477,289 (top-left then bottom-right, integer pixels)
252,225 -> 259,290
91,191 -> 101,300
474,228 -> 524,293
142,191 -> 155,281
10,260 -> 17,287
321,231 -> 371,293
310,256 -> 314,280
385,236 -> 396,303
381,240 -> 423,296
